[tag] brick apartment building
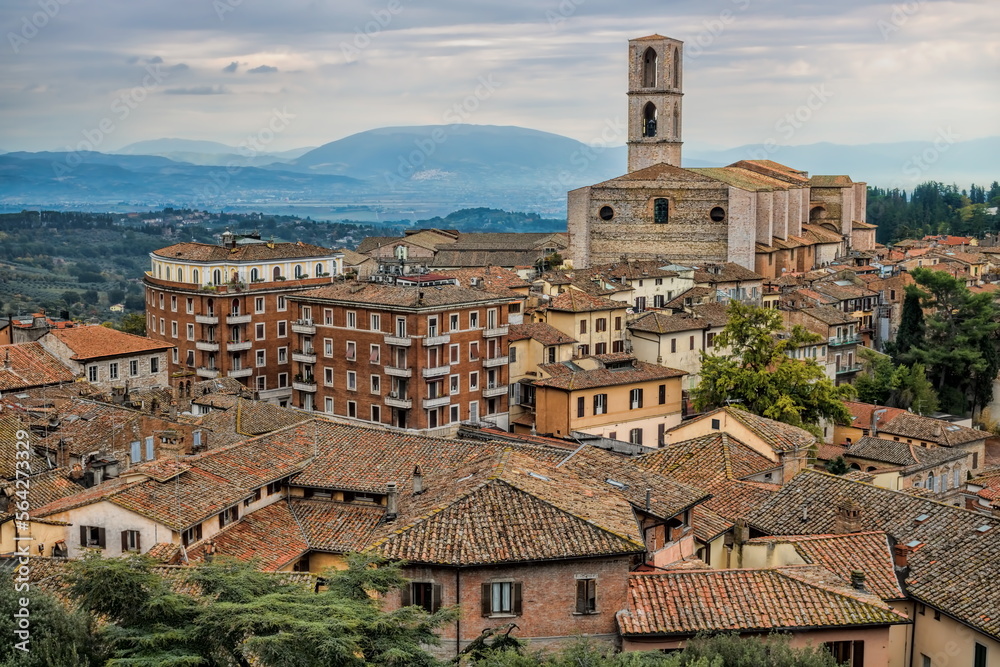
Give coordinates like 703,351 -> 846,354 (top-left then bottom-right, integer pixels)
143,233 -> 343,404
289,276 -> 520,435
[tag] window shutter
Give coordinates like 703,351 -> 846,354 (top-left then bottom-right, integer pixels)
135,532 -> 141,553
853,641 -> 864,666
400,583 -> 411,607
512,583 -> 523,615
130,441 -> 141,463
79,525 -> 87,546
432,584 -> 442,613
121,531 -> 128,552
481,583 -> 491,616
97,527 -> 106,548
576,580 -> 587,614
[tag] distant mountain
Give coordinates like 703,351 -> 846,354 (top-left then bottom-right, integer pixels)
683,137 -> 1000,188
116,138 -> 238,155
113,138 -> 316,168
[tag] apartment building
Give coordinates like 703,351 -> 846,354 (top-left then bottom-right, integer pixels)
143,233 -> 343,404
289,278 -> 519,435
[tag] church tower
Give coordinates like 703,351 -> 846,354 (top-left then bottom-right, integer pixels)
626,35 -> 683,173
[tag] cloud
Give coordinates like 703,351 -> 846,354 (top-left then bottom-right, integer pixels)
248,65 -> 278,74
222,61 -> 239,73
164,86 -> 228,95
167,63 -> 190,74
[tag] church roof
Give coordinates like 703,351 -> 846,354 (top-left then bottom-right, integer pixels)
588,163 -> 719,188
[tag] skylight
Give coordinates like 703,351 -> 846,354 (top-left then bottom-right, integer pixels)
906,539 -> 922,548
975,525 -> 992,533
528,472 -> 550,481
914,513 -> 930,522
605,478 -> 627,490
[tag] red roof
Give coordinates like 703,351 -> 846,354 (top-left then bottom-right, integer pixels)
46,326 -> 173,361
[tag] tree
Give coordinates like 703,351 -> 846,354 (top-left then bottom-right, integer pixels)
691,302 -> 854,433
115,312 -> 147,336
0,577 -> 102,666
825,456 -> 850,475
81,289 -> 99,306
61,290 -> 81,305
891,287 -> 924,359
854,348 -> 939,414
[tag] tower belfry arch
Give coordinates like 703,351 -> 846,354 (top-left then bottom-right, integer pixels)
627,34 -> 683,172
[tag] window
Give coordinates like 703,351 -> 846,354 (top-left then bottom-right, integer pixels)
129,360 -> 139,376
595,342 -> 607,355
629,388 -> 643,410
109,362 -> 119,380
278,372 -> 288,387
186,350 -> 195,367
130,440 -> 141,463
277,320 -> 287,337
182,524 -> 203,547
403,582 -> 442,613
170,294 -> 177,311
171,321 -> 178,338
186,323 -> 195,341
450,404 -> 460,423
370,344 -> 380,365
254,297 -> 265,313
629,428 -> 643,445
448,344 -> 459,364
277,296 -> 287,311
347,311 -> 357,329
470,372 -> 479,390
653,294 -> 665,308
193,431 -> 203,449
707,332 -> 716,348
244,488 -> 262,507
159,318 -> 165,335
577,396 -> 585,418
150,356 -> 159,373
469,311 -> 479,328
654,198 -> 669,224
347,400 -> 357,418
469,341 -> 480,361
267,480 -> 283,495
186,297 -> 194,314
711,418 -> 721,430
256,350 -> 266,367
450,375 -> 460,395
825,642 -> 864,666
144,436 -> 154,461
172,349 -> 179,364
371,374 -> 381,394
615,316 -> 622,331
121,530 -> 141,552
658,423 -> 666,446
670,338 -> 676,354
595,318 -> 607,332
79,525 -> 106,548
547,347 -> 557,364
975,643 -> 987,667
449,313 -> 459,331
255,323 -> 265,339
579,319 -> 587,334
575,578 -> 597,614
921,655 -> 930,667
593,393 -> 607,415
324,338 -> 333,357
658,384 -> 666,405
689,335 -> 695,350
346,341 -> 356,361
482,581 -> 521,616
218,506 -> 239,528
346,371 -> 357,391
325,397 -> 334,413
371,405 -> 381,423
324,368 -> 334,386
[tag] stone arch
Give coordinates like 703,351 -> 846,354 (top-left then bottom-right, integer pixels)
642,47 -> 657,87
273,266 -> 282,280
643,102 -> 658,137
809,205 -> 828,222
672,47 -> 680,87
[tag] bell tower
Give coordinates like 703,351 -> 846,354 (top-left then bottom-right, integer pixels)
627,35 -> 683,173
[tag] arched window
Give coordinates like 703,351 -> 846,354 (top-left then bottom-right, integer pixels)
250,268 -> 259,282
212,269 -> 221,286
193,269 -> 200,285
294,264 -> 304,279
643,102 -> 658,138
315,262 -> 324,276
672,47 -> 680,87
273,266 -> 282,281
177,268 -> 183,283
231,298 -> 240,316
673,106 -> 680,138
926,471 -> 935,492
165,266 -> 171,281
654,198 -> 669,224
642,47 -> 657,87
206,298 -> 215,316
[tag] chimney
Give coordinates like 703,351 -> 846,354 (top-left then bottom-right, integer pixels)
893,543 -> 911,568
2,351 -> 10,370
850,570 -> 867,592
386,482 -> 398,520
833,497 -> 863,534
645,488 -> 651,511
871,408 -> 887,436
412,466 -> 423,495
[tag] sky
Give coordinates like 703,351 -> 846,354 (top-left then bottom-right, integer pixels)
0,0 -> 997,154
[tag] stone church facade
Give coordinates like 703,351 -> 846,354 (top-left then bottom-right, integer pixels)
568,35 -> 872,274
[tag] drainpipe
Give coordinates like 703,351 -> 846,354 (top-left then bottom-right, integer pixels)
455,568 -> 461,658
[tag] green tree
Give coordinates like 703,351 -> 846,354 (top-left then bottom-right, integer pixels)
891,287 -> 924,359
0,578 -> 101,666
854,349 -> 939,414
115,312 -> 146,336
61,290 -> 81,305
81,289 -> 99,306
825,456 -> 850,475
691,302 -> 854,433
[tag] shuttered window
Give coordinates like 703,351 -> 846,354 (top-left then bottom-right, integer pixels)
575,579 -> 597,614
481,581 -> 522,616
401,582 -> 442,613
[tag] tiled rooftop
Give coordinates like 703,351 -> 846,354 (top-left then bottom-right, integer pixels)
508,322 -> 577,346
0,342 -> 75,390
46,326 -> 173,361
294,281 -> 516,309
153,240 -> 335,262
533,359 -> 685,391
846,436 -> 968,469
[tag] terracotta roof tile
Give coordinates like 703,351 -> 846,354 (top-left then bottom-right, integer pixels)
153,241 -> 336,262
0,342 -> 76,390
533,359 -> 685,391
46,326 -> 173,360
545,290 -> 624,313
508,322 -> 577,346
846,436 -> 968,469
294,281 -> 517,309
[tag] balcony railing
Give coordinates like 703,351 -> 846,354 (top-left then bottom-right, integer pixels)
226,313 -> 252,325
292,378 -> 318,392
385,394 -> 413,409
422,395 -> 451,409
828,334 -> 861,347
195,340 -> 220,352
423,333 -> 451,347
835,364 -> 863,375
422,365 -> 450,378
484,355 -> 509,368
483,325 -> 509,338
228,367 -> 253,378
291,318 -> 316,334
196,366 -> 220,379
482,384 -> 508,398
227,340 -> 252,352
195,314 -> 219,325
292,349 -> 317,363
384,334 -> 412,347
384,365 -> 412,377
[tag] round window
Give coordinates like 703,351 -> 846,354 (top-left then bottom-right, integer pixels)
599,206 -> 615,221
710,207 -> 726,222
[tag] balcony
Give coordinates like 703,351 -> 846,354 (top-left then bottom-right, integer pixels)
195,314 -> 219,325
226,312 -> 252,325
292,378 -> 317,392
484,355 -> 509,368
422,395 -> 451,409
195,340 -> 219,352
835,364 -> 863,375
292,349 -> 317,363
828,334 -> 861,347
291,318 -> 316,335
196,366 -> 220,379
384,365 -> 413,378
227,340 -> 252,352
385,394 -> 413,409
423,333 -> 451,347
384,334 -> 412,347
483,325 -> 509,338
228,367 -> 253,379
482,384 -> 508,398
422,365 -> 450,378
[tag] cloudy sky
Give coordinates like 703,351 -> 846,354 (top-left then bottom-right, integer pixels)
1,0 -> 997,154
